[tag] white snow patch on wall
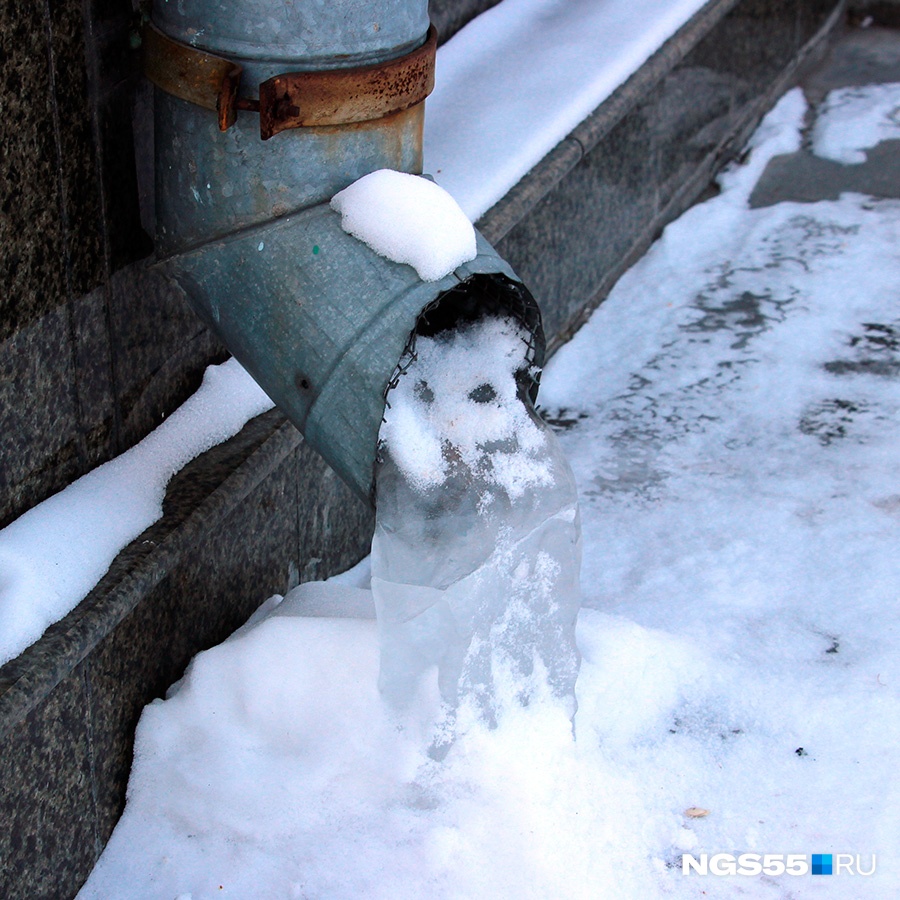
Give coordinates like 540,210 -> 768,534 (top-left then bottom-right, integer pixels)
425,0 -> 711,221
812,81 -> 900,164
0,359 -> 273,666
331,170 -> 477,281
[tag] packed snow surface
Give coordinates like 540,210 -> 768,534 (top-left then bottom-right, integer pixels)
372,316 -> 581,722
424,0 -> 710,220
330,170 -> 477,281
79,89 -> 900,898
811,81 -> 900,163
0,359 -> 273,666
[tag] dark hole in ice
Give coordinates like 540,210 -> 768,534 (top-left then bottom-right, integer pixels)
414,380 -> 434,404
850,322 -> 899,352
468,383 -> 497,403
541,407 -> 589,430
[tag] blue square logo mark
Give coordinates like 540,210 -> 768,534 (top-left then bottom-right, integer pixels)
812,854 -> 833,875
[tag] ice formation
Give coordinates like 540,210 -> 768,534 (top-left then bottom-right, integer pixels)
330,170 -> 477,281
371,315 -> 582,734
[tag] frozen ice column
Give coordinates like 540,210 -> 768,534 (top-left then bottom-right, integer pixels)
372,316 -> 582,722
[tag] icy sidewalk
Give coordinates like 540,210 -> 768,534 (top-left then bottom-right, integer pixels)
78,84 -> 900,898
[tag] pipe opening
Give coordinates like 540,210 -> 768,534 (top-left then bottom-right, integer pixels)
375,272 -> 545,507
398,272 -> 545,403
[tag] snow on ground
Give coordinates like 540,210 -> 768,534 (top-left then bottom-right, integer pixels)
811,81 -> 900,163
424,0 -> 710,220
78,89 -> 900,898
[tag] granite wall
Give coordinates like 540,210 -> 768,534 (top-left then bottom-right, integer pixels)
0,0 -> 844,896
1,0 -> 146,532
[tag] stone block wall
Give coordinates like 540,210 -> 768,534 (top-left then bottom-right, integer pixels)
1,0 -> 147,531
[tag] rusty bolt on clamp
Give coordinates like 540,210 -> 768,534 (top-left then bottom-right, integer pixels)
143,22 -> 437,140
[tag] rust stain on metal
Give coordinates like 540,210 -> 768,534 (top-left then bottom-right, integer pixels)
310,103 -> 422,137
257,25 -> 436,140
315,105 -> 425,177
144,21 -> 435,140
142,23 -> 243,129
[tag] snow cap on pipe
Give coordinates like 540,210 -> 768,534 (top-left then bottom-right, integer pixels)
331,170 -> 478,281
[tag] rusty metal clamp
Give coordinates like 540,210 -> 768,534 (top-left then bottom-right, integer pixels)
143,23 -> 436,140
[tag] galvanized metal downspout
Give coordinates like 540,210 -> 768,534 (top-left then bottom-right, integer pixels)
148,0 -> 544,505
